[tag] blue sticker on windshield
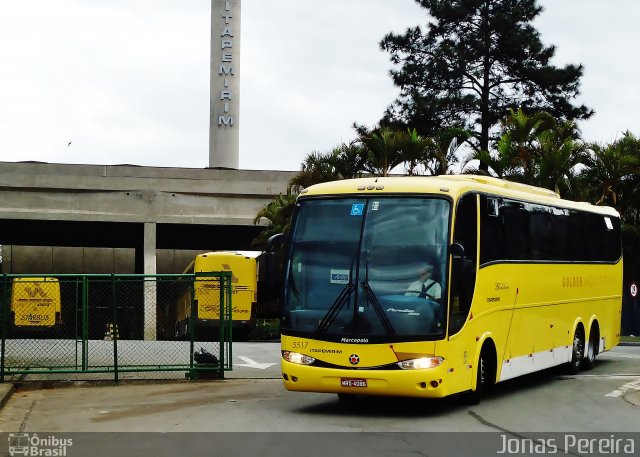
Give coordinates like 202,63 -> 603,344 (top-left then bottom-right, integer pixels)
350,203 -> 365,216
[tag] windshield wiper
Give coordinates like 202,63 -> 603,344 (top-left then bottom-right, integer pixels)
315,283 -> 354,334
361,282 -> 397,339
361,261 -> 397,339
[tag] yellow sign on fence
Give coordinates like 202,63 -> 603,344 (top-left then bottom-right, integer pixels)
10,277 -> 61,327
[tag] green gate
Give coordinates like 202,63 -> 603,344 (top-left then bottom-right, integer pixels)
0,273 -> 233,382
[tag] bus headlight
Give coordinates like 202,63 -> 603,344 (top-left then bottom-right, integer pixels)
282,351 -> 316,365
396,356 -> 444,370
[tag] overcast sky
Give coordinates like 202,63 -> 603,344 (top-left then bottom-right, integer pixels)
0,0 -> 638,171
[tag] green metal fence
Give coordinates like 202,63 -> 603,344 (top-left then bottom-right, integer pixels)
0,273 -> 233,382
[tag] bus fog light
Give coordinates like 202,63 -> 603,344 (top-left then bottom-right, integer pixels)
397,356 -> 444,370
282,351 -> 316,365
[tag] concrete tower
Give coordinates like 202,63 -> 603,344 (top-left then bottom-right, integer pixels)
209,0 -> 240,169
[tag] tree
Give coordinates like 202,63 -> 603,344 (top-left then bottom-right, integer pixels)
356,127 -> 409,177
535,118 -> 587,197
463,108 -> 553,179
398,128 -> 433,175
252,190 -> 297,249
422,127 -> 471,175
395,126 -> 471,176
288,142 -> 368,193
494,108 -> 555,182
380,0 -> 592,165
463,109 -> 587,198
583,132 -> 640,222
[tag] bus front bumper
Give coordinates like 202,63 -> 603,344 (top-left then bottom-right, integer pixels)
281,360 -> 450,398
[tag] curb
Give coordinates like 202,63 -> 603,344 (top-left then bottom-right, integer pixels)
619,342 -> 640,346
0,383 -> 15,409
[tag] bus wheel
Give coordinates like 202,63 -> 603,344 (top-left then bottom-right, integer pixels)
467,348 -> 492,405
566,328 -> 584,375
581,326 -> 598,371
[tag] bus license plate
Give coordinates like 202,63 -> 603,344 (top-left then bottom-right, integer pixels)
341,378 -> 367,388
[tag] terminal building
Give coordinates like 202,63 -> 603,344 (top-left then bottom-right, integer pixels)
0,162 -> 295,275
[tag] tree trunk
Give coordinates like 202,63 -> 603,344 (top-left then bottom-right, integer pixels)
478,0 -> 491,173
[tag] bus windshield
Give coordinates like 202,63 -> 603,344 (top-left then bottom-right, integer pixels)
283,197 -> 450,342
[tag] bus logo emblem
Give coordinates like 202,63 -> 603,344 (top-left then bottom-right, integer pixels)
349,354 -> 360,365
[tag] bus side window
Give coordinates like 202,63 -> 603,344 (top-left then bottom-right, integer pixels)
450,194 -> 477,336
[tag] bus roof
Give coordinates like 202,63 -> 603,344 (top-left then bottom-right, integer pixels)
181,251 -> 262,275
198,251 -> 262,259
299,175 -> 619,217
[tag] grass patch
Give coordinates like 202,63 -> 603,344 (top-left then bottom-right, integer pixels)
621,335 -> 640,343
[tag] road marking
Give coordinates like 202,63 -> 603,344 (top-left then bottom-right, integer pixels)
563,374 -> 640,379
236,356 -> 277,370
605,378 -> 640,398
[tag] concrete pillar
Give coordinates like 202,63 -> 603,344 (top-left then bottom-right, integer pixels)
209,0 -> 241,169
144,222 -> 157,340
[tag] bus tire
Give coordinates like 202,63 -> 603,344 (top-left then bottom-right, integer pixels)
467,344 -> 495,405
566,326 -> 584,375
581,324 -> 599,371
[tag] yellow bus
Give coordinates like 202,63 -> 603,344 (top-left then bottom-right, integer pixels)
281,175 -> 622,401
10,277 -> 62,328
164,250 -> 279,341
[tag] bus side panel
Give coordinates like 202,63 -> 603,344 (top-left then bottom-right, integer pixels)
474,262 -> 623,382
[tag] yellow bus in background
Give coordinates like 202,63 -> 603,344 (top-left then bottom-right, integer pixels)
281,175 -> 622,402
166,250 -> 279,341
10,277 -> 62,328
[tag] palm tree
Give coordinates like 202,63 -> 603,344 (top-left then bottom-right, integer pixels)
421,127 -> 471,176
463,148 -> 514,178
464,109 -> 586,197
252,189 -> 297,248
463,109 -> 553,179
331,142 -> 369,180
583,131 -> 640,219
287,150 -> 337,193
357,127 -> 408,177
288,142 -> 368,193
500,108 -> 556,181
535,119 -> 587,197
398,128 -> 430,175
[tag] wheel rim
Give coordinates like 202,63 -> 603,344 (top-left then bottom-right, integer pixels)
478,355 -> 486,389
573,333 -> 584,369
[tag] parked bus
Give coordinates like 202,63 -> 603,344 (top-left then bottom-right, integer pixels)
281,175 -> 622,401
10,277 -> 62,328
162,250 -> 279,341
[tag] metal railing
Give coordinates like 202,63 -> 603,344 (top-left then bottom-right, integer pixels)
0,273 -> 232,382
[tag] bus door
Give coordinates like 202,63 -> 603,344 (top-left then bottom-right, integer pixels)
446,193 -> 478,394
